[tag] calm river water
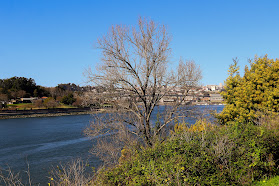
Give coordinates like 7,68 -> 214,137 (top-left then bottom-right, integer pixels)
0,105 -> 223,184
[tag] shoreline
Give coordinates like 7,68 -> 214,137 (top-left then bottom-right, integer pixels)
0,111 -> 91,120
0,107 -> 108,120
0,104 -> 224,120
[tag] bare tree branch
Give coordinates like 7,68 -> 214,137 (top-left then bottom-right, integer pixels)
84,17 -> 202,166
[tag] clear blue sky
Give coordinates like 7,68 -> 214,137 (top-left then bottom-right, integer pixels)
1,0 -> 278,87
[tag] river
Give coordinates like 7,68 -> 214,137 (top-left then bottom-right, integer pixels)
0,105 -> 223,184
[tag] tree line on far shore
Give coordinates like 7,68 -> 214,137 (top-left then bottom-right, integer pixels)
0,77 -> 88,108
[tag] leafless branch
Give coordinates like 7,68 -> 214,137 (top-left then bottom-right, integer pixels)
84,17 -> 202,166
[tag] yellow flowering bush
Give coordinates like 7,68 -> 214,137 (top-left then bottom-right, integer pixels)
174,119 -> 214,134
219,55 -> 279,124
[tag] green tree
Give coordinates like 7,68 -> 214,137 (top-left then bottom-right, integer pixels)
0,77 -> 50,98
219,55 -> 279,124
33,89 -> 38,97
61,93 -> 76,105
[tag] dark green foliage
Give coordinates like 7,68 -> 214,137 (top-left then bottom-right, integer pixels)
94,122 -> 279,185
61,93 -> 76,105
0,76 -> 49,99
57,83 -> 83,91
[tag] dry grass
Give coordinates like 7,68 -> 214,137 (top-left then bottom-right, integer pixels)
0,164 -> 33,186
49,158 -> 93,186
255,111 -> 279,132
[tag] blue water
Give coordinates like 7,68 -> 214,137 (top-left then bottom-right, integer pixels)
0,105 -> 223,184
0,115 -> 97,184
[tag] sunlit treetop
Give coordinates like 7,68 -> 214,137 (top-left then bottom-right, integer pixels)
219,55 -> 279,124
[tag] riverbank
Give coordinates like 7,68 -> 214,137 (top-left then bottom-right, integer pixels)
0,111 -> 91,119
0,107 -> 100,119
0,104 -> 223,120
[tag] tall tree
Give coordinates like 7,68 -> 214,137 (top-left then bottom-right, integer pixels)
219,55 -> 279,124
85,17 -> 201,164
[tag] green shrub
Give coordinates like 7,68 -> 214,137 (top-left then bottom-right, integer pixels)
61,93 -> 76,105
93,121 -> 279,185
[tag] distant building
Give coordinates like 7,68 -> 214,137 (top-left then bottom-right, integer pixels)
207,85 -> 218,91
201,96 -> 210,102
9,99 -> 18,104
210,94 -> 224,102
203,86 -> 210,91
219,83 -> 223,89
203,83 -> 224,91
20,97 -> 38,103
185,96 -> 194,101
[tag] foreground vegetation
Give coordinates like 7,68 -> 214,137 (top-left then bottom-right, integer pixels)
1,117 -> 279,185
89,56 -> 279,185
91,118 -> 279,185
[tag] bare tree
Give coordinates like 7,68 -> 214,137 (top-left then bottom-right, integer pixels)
44,97 -> 58,108
34,99 -> 43,108
0,93 -> 8,102
85,17 -> 201,164
0,163 -> 33,186
18,90 -> 26,98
